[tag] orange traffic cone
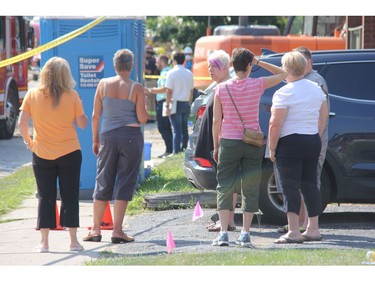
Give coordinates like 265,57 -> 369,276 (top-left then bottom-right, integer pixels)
100,202 -> 114,230
88,201 -> 113,230
52,203 -> 64,231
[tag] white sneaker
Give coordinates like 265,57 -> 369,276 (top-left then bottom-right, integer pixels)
235,232 -> 253,248
212,232 -> 229,246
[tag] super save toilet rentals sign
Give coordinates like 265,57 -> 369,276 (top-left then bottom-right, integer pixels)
79,56 -> 104,88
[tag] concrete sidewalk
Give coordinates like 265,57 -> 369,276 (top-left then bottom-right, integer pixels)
0,122 -> 167,266
0,196 -> 115,265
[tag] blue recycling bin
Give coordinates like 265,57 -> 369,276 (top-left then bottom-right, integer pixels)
143,142 -> 152,179
143,142 -> 152,161
40,17 -> 146,199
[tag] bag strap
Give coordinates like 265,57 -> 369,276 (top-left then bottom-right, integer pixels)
225,84 -> 245,128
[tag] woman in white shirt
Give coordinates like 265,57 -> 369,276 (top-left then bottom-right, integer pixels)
268,51 -> 328,244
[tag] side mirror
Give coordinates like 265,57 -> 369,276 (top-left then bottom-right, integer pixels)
198,89 -> 206,96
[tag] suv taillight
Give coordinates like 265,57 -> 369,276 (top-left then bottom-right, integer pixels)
194,157 -> 213,168
196,105 -> 206,118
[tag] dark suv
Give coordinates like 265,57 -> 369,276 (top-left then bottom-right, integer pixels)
184,49 -> 375,223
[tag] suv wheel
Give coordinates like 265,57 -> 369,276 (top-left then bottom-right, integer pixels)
259,160 -> 331,224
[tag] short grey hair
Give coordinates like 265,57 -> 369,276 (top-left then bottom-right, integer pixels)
113,49 -> 134,72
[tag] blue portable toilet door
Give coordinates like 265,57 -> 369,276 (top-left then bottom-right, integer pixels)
40,17 -> 145,199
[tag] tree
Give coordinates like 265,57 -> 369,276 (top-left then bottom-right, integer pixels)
146,16 -> 288,53
146,16 -> 205,52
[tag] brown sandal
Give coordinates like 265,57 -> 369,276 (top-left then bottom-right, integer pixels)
83,233 -> 102,242
111,233 -> 134,244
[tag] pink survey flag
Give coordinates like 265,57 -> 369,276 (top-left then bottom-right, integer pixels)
166,230 -> 176,254
192,201 -> 204,221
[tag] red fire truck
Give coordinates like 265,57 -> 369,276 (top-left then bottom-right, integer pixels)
0,16 -> 33,139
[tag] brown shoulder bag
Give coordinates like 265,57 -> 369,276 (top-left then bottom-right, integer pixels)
225,84 -> 265,147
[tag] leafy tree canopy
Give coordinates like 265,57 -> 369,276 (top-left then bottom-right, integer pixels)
145,16 -> 288,53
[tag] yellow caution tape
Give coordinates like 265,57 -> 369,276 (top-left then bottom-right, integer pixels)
144,74 -> 212,81
0,16 -> 107,69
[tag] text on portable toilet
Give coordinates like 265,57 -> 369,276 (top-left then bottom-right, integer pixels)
79,56 -> 104,88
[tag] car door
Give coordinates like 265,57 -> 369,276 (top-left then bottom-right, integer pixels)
316,60 -> 375,200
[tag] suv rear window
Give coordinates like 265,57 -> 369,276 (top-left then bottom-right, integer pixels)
317,62 -> 375,101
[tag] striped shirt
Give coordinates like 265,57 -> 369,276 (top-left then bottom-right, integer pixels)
216,77 -> 264,140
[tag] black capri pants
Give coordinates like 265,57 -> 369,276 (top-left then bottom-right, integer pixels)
33,150 -> 82,229
274,134 -> 322,217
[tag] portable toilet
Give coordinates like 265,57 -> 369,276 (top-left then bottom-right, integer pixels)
39,17 -> 146,199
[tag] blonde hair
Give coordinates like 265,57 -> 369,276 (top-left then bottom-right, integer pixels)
113,49 -> 134,72
39,57 -> 76,107
281,51 -> 307,76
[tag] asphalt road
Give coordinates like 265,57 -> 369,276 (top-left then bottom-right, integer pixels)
0,127 -> 32,178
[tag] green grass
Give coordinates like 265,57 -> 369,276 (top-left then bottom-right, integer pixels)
127,153 -> 193,215
85,249 -> 367,266
0,165 -> 36,219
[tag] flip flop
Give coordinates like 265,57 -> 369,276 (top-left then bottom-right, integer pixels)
277,225 -> 306,233
34,244 -> 49,253
207,222 -> 221,232
70,244 -> 84,251
274,236 -> 304,244
206,222 -> 216,228
301,234 -> 322,242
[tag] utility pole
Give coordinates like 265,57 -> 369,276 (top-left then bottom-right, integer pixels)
206,16 -> 212,36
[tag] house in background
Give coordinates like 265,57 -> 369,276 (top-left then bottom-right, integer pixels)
346,16 -> 375,49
